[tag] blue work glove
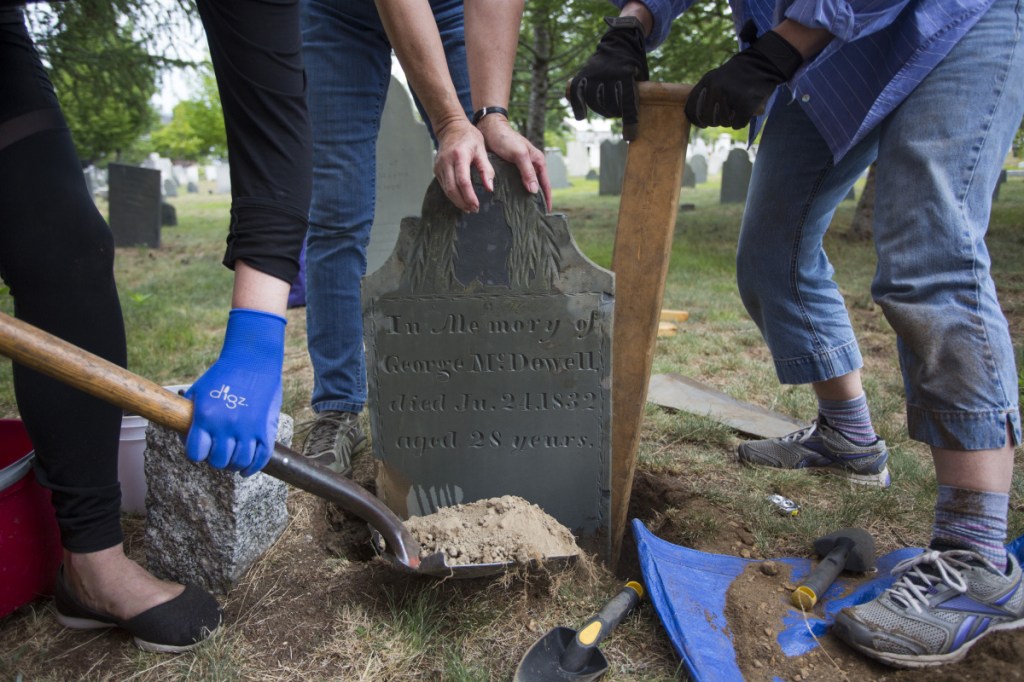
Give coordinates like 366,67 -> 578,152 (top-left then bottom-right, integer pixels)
185,308 -> 286,477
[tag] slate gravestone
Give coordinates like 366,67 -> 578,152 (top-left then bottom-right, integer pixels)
994,169 -> 1008,201
161,202 -> 177,227
690,154 -> 708,184
682,163 -> 696,188
363,156 -> 614,557
163,178 -> 178,197
720,148 -> 753,204
108,163 -> 161,247
366,76 -> 435,275
187,181 -> 199,194
599,139 -> 627,196
545,149 -> 571,189
586,169 -> 598,181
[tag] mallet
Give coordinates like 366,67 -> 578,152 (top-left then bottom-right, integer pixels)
792,528 -> 876,610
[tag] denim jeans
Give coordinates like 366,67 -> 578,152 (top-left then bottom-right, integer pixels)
300,0 -> 471,413
737,0 -> 1023,450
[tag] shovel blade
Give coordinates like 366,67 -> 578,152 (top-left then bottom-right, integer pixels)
513,627 -> 608,682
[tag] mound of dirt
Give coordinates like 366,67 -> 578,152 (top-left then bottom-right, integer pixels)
404,495 -> 581,566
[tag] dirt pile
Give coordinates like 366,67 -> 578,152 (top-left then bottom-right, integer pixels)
404,495 -> 581,566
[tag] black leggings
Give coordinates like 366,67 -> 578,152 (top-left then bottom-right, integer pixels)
1,9 -> 125,553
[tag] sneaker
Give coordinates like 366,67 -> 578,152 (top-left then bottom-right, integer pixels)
832,549 -> 1024,668
737,420 -> 891,487
299,410 -> 367,477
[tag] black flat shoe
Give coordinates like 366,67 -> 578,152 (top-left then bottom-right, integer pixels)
53,564 -> 222,653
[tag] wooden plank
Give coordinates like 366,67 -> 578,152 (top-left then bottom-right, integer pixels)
610,82 -> 692,564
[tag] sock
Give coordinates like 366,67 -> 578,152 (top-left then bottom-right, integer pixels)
931,485 -> 1009,572
818,393 -> 878,446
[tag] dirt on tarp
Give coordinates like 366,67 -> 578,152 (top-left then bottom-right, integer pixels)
403,495 -> 581,566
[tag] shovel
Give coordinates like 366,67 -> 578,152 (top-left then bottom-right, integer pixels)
514,581 -> 643,681
0,311 -> 437,572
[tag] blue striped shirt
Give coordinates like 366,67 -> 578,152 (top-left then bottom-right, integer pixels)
615,0 -> 994,160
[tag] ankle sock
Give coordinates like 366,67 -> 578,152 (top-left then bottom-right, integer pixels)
931,485 -> 1009,572
818,393 -> 878,446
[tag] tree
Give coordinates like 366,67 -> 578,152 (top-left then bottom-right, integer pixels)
150,67 -> 227,161
25,0 -> 198,165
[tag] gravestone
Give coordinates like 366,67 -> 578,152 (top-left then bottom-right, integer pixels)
690,154 -> 708,184
108,163 -> 161,248
163,178 -> 178,197
682,163 -> 696,188
215,163 -> 231,194
565,140 -> 591,177
545,149 -> 571,189
363,156 -> 614,557
366,75 -> 435,275
586,169 -> 598,181
187,181 -> 199,194
994,169 -> 1008,201
720,148 -> 753,204
160,202 -> 177,227
599,139 -> 627,196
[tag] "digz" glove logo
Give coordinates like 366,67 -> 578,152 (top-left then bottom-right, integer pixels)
209,384 -> 248,409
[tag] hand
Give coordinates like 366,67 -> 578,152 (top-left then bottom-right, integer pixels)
476,115 -> 551,211
685,30 -> 802,129
185,308 -> 286,477
568,16 -> 649,140
433,117 -> 493,213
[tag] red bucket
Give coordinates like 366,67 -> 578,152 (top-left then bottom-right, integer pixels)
0,419 -> 62,618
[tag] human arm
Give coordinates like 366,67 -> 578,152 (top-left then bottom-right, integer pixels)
188,0 -> 311,475
465,0 -> 550,210
374,0 -> 490,212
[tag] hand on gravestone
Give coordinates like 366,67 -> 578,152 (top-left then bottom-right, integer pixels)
184,309 -> 285,477
476,115 -> 551,211
434,118 -> 493,213
685,31 -> 802,129
567,16 -> 649,140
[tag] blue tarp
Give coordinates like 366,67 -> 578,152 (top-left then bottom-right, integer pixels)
633,519 -> 1024,682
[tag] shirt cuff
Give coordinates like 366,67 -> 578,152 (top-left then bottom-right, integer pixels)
783,0 -> 855,42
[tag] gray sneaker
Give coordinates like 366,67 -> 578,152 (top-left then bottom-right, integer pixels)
832,549 -> 1024,668
737,420 -> 891,487
299,411 -> 367,477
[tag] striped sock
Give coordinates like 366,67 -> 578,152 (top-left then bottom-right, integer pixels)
931,485 -> 1009,572
818,393 -> 878,446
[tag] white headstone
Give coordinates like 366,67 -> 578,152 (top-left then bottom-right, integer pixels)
544,149 -> 571,189
215,162 -> 231,194
366,76 -> 435,275
565,140 -> 591,177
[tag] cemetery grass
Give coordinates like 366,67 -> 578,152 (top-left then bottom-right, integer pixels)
1,175 -> 1024,680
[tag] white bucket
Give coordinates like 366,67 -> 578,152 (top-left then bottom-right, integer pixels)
116,385 -> 192,514
118,414 -> 149,514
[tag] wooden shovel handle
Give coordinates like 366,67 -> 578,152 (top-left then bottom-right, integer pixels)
0,310 -> 423,569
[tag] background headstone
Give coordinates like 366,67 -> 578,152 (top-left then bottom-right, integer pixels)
366,75 -> 435,275
599,139 -> 627,196
145,414 -> 293,594
160,202 -> 177,227
585,169 -> 598,181
363,157 -> 614,557
215,163 -> 231,194
544,149 -> 571,189
163,178 -> 178,197
689,154 -> 708,184
108,163 -> 161,248
682,163 -> 696,188
565,140 -> 591,177
187,181 -> 199,194
720,148 -> 753,205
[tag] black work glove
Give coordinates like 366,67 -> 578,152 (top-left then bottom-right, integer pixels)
685,29 -> 803,129
568,15 -> 649,140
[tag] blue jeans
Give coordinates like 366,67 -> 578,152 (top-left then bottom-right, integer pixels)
737,0 -> 1024,450
300,0 -> 471,414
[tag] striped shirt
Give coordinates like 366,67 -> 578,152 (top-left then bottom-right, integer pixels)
616,0 -> 994,160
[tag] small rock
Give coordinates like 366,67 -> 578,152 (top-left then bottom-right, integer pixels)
760,560 -> 779,576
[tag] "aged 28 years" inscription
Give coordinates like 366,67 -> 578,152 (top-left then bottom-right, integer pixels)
363,156 -> 613,556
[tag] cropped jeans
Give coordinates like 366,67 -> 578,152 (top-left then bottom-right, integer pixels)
300,0 -> 471,414
736,0 -> 1024,451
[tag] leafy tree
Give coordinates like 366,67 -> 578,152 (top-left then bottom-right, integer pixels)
150,67 -> 226,161
25,0 -> 199,165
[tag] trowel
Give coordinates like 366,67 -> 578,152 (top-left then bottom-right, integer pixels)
514,581 -> 643,681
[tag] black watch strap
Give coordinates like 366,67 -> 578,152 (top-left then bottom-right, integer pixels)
472,106 -> 509,125
603,15 -> 643,31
